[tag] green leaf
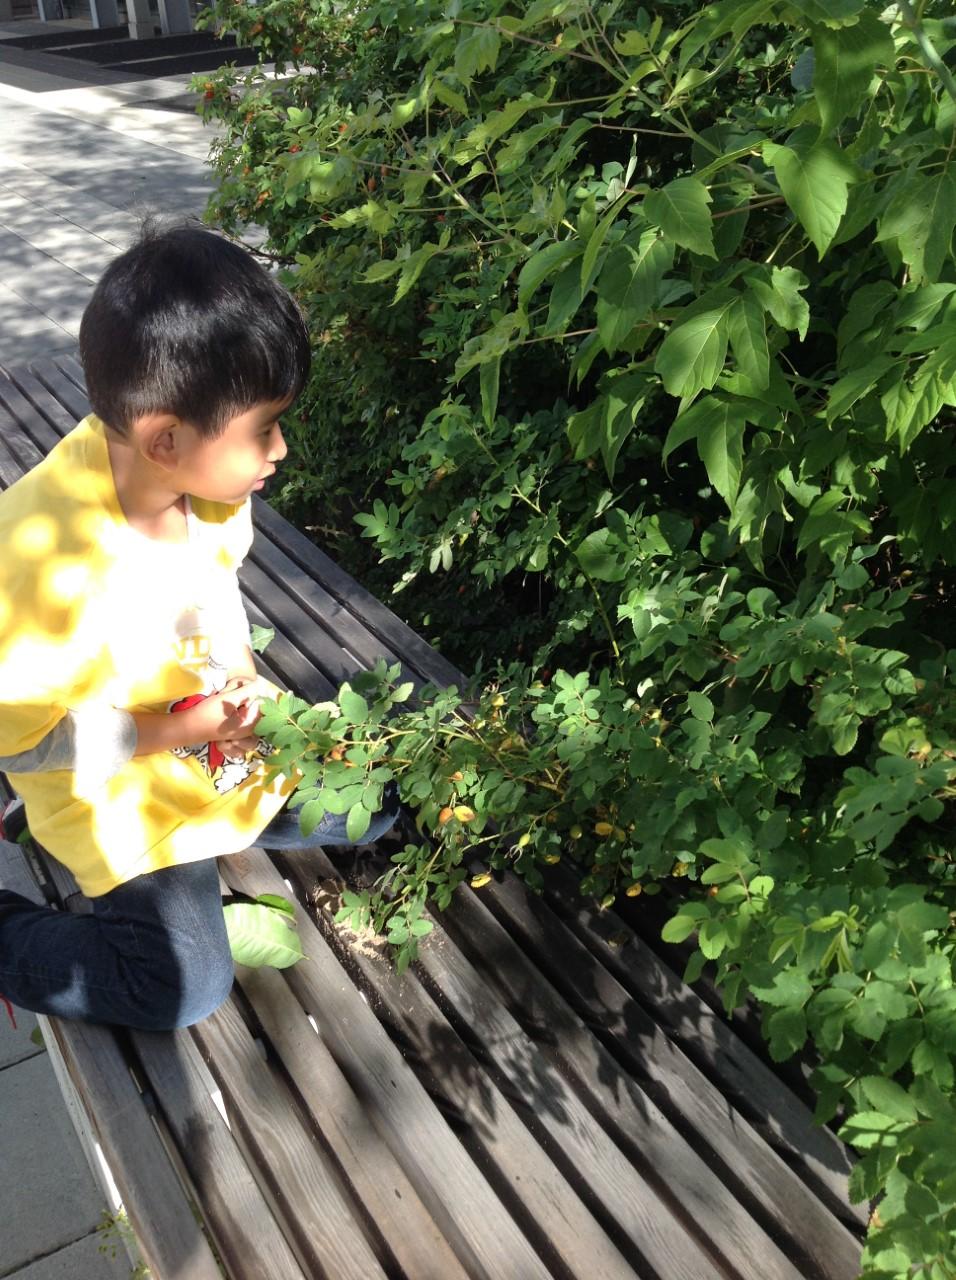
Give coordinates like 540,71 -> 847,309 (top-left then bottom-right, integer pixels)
298,797 -> 328,836
393,232 -> 450,304
601,371 -> 649,480
768,1006 -> 807,1061
595,233 -> 672,356
223,902 -> 304,969
517,240 -> 580,310
877,168 -> 956,285
859,1076 -> 919,1124
644,177 -> 716,258
827,355 -> 895,421
748,267 -> 810,340
574,528 -> 629,582
346,802 -> 372,843
812,12 -> 895,134
663,395 -> 748,505
838,1110 -> 906,1150
687,691 -> 715,721
255,893 -> 296,917
790,0 -> 865,23
797,489 -> 871,555
339,689 -> 369,723
662,914 -> 699,943
751,968 -> 815,1007
655,294 -> 735,398
727,291 -> 770,391
580,199 -> 629,292
249,623 -> 275,654
480,355 -> 501,428
765,136 -> 856,258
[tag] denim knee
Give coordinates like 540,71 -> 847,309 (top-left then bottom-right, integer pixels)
129,935 -> 234,1031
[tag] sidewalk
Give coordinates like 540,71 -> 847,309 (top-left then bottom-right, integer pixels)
0,24 -> 218,366
0,36 -> 220,1278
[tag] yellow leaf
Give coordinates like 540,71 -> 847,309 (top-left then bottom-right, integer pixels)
595,821 -> 614,837
470,873 -> 492,889
454,805 -> 476,823
542,853 -> 561,865
626,883 -> 643,897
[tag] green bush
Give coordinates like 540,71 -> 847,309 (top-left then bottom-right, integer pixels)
195,2 -> 956,1273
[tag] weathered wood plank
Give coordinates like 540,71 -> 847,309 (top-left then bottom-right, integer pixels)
410,888 -> 794,1280
251,500 -> 464,692
541,866 -> 865,1228
0,838 -> 223,1280
191,991 -> 390,1280
221,847 -> 555,1280
468,870 -> 862,1279
2,364 -> 77,437
26,357 -> 91,424
240,558 -> 376,691
232,957 -> 473,1280
0,370 -> 62,456
242,596 -> 336,703
277,851 -> 645,1280
0,394 -> 45,483
129,1023 -> 310,1280
247,533 -> 413,682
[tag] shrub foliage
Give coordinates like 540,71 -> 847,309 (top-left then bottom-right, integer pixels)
196,2 -> 956,1272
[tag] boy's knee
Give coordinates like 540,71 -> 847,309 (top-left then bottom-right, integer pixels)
130,939 -> 234,1031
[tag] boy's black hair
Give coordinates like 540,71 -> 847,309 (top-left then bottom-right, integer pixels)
79,219 -> 311,438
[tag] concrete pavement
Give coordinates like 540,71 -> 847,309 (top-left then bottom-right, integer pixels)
0,19 -> 219,366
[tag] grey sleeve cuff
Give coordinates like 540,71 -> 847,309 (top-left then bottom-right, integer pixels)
0,707 -> 138,789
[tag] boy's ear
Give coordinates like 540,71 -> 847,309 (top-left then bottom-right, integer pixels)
132,414 -> 185,473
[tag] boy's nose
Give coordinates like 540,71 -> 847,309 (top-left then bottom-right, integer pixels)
270,424 -> 288,464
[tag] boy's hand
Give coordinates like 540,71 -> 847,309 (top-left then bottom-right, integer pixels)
182,677 -> 264,753
214,677 -> 265,761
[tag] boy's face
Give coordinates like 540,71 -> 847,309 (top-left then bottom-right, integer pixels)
174,398 -> 290,505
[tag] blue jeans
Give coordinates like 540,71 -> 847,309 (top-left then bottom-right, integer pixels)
0,788 -> 400,1031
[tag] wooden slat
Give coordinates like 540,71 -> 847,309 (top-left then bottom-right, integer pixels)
191,992 -> 390,1280
251,501 -> 464,692
248,533 -> 412,682
49,351 -> 88,395
464,871 -> 862,1279
240,559 -> 377,690
232,958 -> 473,1280
0,396 -> 45,484
221,848 -> 555,1280
26,358 -> 92,424
243,597 -> 336,703
2,365 -> 78,437
0,835 -> 223,1280
541,866 -> 865,1228
408,893 -> 794,1280
129,1024 -> 310,1280
0,372 -> 62,457
277,852 -> 644,1280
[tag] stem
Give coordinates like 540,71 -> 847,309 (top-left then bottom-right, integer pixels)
897,0 -> 956,109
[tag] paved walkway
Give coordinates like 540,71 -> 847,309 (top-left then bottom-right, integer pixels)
0,28 -> 220,1277
0,19 -> 217,366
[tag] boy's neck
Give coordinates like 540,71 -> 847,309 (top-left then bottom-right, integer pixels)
105,433 -> 189,545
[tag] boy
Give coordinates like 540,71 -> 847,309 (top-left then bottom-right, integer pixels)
0,222 -> 397,1032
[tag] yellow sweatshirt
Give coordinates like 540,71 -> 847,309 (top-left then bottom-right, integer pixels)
0,414 -> 294,896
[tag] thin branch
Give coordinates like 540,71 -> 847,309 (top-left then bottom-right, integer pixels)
897,0 -> 956,109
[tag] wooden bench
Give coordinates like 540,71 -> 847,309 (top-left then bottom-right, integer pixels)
0,352 -> 868,1280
